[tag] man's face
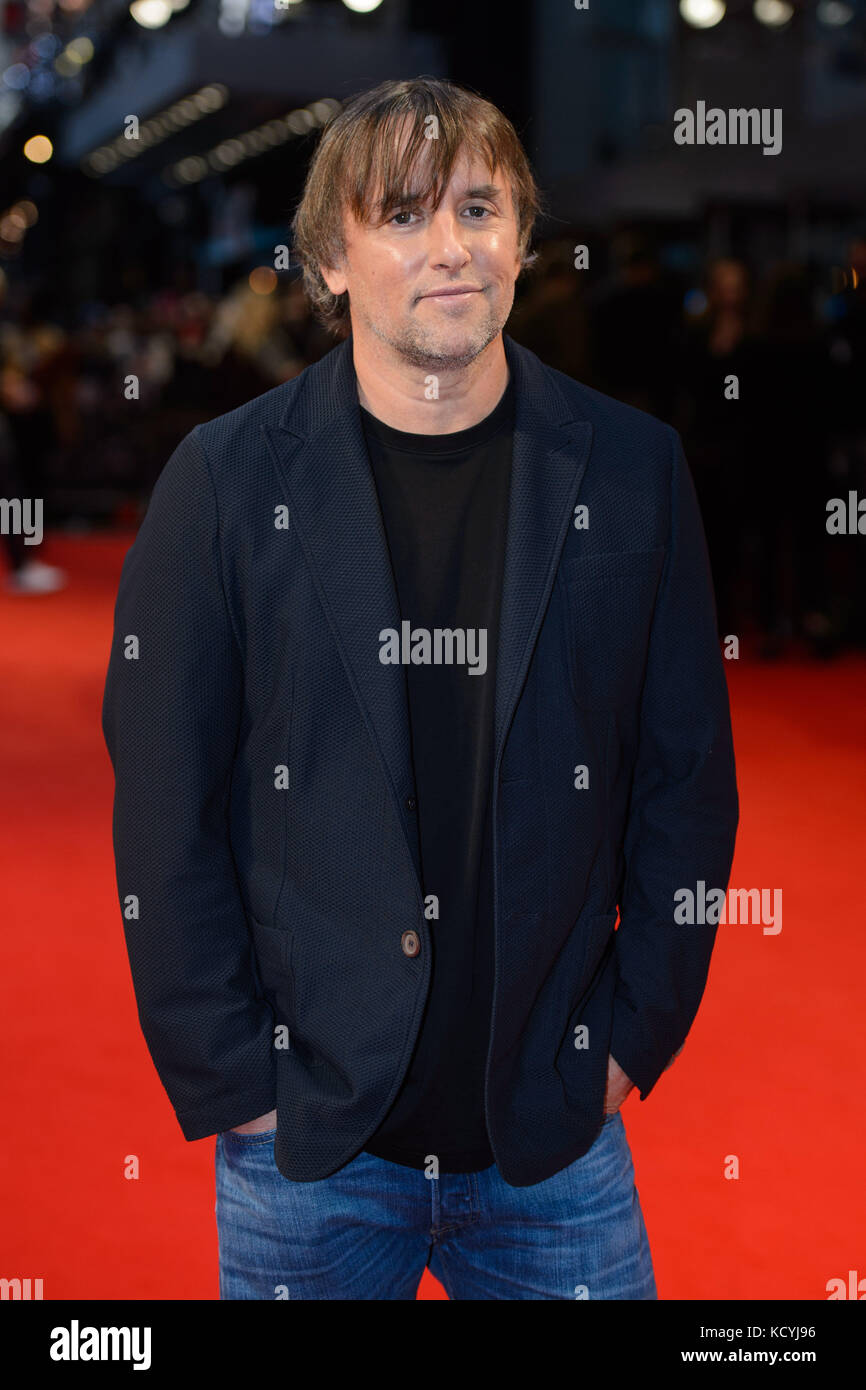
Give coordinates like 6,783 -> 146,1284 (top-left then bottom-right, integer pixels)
319,146 -> 523,371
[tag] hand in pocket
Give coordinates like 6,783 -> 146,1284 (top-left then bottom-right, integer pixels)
602,1055 -> 634,1115
229,1109 -> 277,1134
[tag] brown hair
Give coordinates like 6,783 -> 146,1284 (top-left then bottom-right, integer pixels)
290,76 -> 543,335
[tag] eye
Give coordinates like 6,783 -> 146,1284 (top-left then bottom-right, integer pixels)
464,205 -> 493,219
388,208 -> 419,226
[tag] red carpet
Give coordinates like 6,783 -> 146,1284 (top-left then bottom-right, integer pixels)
1,533 -> 863,1300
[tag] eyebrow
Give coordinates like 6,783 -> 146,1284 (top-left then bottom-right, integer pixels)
385,183 -> 503,206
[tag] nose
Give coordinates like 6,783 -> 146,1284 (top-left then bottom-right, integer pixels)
426,207 -> 471,271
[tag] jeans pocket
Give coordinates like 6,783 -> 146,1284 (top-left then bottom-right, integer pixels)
220,1127 -> 277,1145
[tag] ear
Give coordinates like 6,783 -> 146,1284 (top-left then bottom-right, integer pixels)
319,262 -> 348,297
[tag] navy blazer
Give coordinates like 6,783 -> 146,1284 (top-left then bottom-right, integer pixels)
102,332 -> 738,1187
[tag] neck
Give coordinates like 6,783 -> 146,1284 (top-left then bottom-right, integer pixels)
352,331 -> 510,434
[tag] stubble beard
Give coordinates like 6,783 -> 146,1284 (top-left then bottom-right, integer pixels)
365,294 -> 508,373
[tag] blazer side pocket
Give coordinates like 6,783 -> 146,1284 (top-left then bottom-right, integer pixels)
555,919 -> 619,1110
247,915 -> 294,1029
554,913 -> 618,1066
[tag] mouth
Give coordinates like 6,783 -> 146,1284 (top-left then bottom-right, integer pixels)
420,286 -> 483,300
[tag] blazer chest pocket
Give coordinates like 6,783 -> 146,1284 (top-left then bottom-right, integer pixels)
558,548 -> 665,711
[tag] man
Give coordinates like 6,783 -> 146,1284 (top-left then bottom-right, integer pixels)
102,77 -> 738,1300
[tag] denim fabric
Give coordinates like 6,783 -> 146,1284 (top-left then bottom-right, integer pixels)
215,1110 -> 656,1300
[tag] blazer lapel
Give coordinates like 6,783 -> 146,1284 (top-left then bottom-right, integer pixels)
261,333 -> 594,895
493,337 -> 593,769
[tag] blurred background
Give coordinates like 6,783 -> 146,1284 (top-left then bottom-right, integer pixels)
1,0 -> 864,1303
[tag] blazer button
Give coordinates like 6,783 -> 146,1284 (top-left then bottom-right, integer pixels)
406,797 -> 417,811
401,930 -> 421,957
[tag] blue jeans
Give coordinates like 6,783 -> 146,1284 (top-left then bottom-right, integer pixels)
214,1110 -> 657,1300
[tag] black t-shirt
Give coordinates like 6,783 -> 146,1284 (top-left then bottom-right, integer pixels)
359,380 -> 514,1172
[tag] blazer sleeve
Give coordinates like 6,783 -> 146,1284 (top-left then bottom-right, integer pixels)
610,427 -> 739,1101
101,426 -> 277,1140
